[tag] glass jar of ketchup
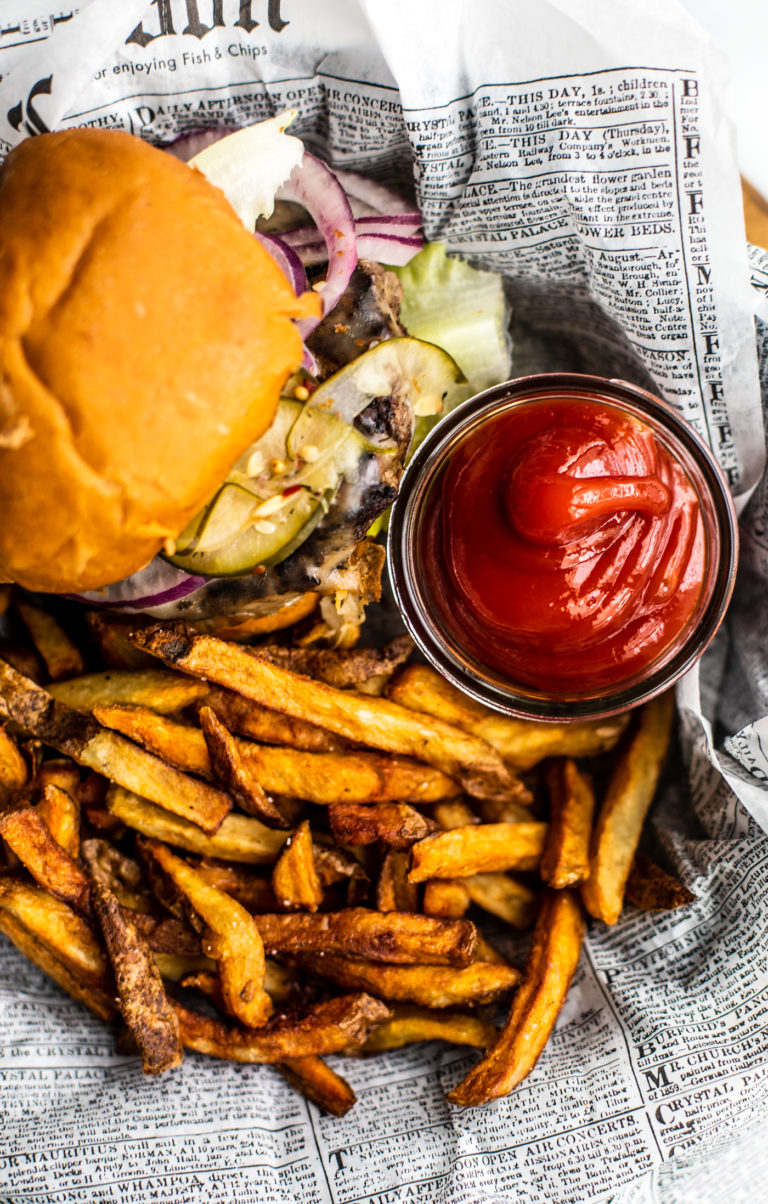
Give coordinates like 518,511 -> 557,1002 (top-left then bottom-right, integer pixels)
388,374 -> 738,720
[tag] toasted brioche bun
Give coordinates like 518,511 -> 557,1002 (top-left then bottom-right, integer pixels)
0,128 -> 319,593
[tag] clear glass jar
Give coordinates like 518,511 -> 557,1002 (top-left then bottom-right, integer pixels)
388,373 -> 738,721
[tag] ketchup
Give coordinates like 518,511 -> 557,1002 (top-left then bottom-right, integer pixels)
422,398 -> 706,692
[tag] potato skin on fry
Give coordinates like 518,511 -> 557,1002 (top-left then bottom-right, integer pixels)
448,889 -> 584,1106
302,955 -> 520,1008
254,908 -> 477,967
90,879 -> 183,1075
408,823 -> 548,882
175,993 -> 391,1062
329,802 -> 437,849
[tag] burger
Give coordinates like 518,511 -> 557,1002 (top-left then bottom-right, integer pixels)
0,123 -> 459,642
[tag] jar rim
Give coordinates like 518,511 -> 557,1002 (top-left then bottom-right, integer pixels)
388,373 -> 739,721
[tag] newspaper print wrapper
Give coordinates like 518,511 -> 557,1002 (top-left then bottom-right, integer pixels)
1,1 -> 768,1200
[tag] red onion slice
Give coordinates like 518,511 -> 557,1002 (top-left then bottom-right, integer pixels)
282,213 -> 422,250
166,127 -> 233,162
68,561 -> 206,610
293,230 -> 424,268
253,230 -> 308,297
332,169 -> 415,216
277,154 -> 357,339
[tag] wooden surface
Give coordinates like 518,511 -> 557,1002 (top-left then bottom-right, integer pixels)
743,178 -> 768,250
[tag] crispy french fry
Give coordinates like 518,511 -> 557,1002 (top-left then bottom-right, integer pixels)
448,889 -> 584,1105
377,849 -> 419,913
256,636 -> 413,689
0,723 -> 27,806
388,664 -> 628,769
93,705 -> 211,777
199,706 -> 289,828
582,692 -> 674,925
14,600 -> 85,682
94,703 -> 459,805
329,802 -> 437,849
153,952 -> 217,982
254,908 -> 477,966
175,993 -> 390,1062
107,787 -> 288,864
36,782 -> 81,859
272,820 -> 322,912
625,853 -> 696,911
0,876 -> 109,988
90,880 -> 182,1075
408,823 -> 548,883
130,624 -> 515,795
0,909 -> 116,1020
81,838 -> 155,912
359,1005 -> 499,1053
0,661 -> 232,833
50,669 -> 209,714
0,805 -> 91,913
190,860 -> 279,912
279,1056 -> 357,1117
305,955 -> 520,1008
126,911 -> 202,955
464,873 -> 538,929
477,798 -> 534,824
200,686 -> 348,752
422,879 -> 471,919
473,934 -> 506,965
541,759 -> 595,889
432,800 -> 480,830
85,611 -> 158,670
144,840 -> 272,1028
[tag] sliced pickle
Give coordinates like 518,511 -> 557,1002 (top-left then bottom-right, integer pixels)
163,339 -> 459,578
287,335 -> 464,456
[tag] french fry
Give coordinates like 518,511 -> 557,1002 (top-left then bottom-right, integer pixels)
189,860 -> 279,912
254,908 -> 477,967
464,873 -> 538,929
93,705 -> 211,777
358,1005 -> 499,1053
36,782 -> 81,859
448,889 -> 584,1106
433,800 -> 479,829
377,849 -> 419,913
279,1056 -> 357,1117
0,909 -> 116,1021
94,703 -> 459,805
90,880 -> 183,1075
541,759 -> 595,889
81,838 -> 155,912
175,993 -> 390,1062
0,660 -> 232,834
200,686 -> 348,752
422,879 -> 471,919
582,692 -> 674,925
85,611 -> 158,670
14,600 -> 86,682
477,798 -> 534,824
126,911 -> 202,955
0,876 -> 110,989
329,802 -> 437,849
256,636 -> 413,689
0,723 -> 27,805
408,823 -> 548,883
107,787 -> 288,864
130,624 -> 516,795
625,853 -> 696,911
388,664 -> 628,769
304,955 -> 520,1008
143,840 -> 273,1028
312,843 -> 369,893
272,820 -> 322,912
199,706 -> 289,828
153,952 -> 216,982
0,805 -> 91,913
50,669 -> 209,714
